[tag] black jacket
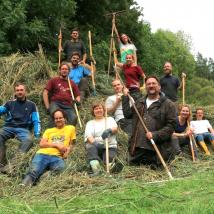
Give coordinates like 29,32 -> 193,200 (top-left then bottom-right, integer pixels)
122,94 -> 176,154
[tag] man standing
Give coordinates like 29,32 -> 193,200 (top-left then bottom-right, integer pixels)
63,28 -> 87,64
0,83 -> 40,171
69,52 -> 91,100
22,109 -> 76,186
43,63 -> 80,126
105,79 -> 132,136
160,62 -> 180,102
122,76 -> 176,166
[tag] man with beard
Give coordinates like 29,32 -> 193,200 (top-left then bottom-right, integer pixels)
22,109 -> 76,186
122,76 -> 176,167
43,62 -> 80,126
0,83 -> 41,172
63,28 -> 87,64
68,52 -> 91,100
160,62 -> 180,102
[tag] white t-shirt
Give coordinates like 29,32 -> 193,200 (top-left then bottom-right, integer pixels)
190,120 -> 212,134
105,95 -> 124,122
84,117 -> 118,148
146,98 -> 159,109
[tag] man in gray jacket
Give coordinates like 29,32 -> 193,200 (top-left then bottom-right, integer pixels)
122,75 -> 176,167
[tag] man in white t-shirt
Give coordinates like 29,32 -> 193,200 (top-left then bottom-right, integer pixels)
190,108 -> 214,154
105,79 -> 132,136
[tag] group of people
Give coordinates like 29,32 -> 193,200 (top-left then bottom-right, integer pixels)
0,28 -> 213,187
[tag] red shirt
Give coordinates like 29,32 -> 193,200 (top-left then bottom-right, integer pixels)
123,64 -> 145,89
45,77 -> 80,106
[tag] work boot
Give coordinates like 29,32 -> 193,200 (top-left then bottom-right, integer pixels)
198,141 -> 211,155
89,160 -> 101,177
21,175 -> 33,187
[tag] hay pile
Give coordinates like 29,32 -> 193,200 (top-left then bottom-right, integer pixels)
0,51 -> 214,202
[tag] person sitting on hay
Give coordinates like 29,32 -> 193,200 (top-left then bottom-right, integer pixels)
22,109 -> 76,186
171,104 -> 198,158
190,107 -> 214,155
84,102 -> 119,176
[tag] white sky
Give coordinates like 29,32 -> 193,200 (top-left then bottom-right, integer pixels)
135,0 -> 214,59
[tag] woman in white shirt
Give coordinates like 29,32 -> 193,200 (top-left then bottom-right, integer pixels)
84,102 -> 118,176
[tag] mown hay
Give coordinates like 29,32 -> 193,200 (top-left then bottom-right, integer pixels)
0,51 -> 214,202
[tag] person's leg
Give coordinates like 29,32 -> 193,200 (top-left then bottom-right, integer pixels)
49,102 -> 60,127
195,134 -> 210,155
203,132 -> 214,145
49,156 -> 65,175
23,154 -> 49,185
15,128 -> 33,153
170,136 -> 182,155
86,142 -> 101,175
63,107 -> 77,126
0,127 -> 15,167
118,119 -> 132,137
78,78 -> 90,100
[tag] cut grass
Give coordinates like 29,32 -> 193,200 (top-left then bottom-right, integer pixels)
1,170 -> 214,214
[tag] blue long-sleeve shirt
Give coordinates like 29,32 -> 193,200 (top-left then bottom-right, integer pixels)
0,99 -> 41,137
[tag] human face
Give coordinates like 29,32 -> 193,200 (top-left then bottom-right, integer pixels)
196,110 -> 204,120
112,80 -> 123,94
145,78 -> 161,97
163,62 -> 172,75
126,54 -> 134,66
93,105 -> 104,119
180,106 -> 190,120
15,85 -> 26,100
121,34 -> 128,43
71,31 -> 79,40
71,55 -> 80,66
60,65 -> 69,78
54,111 -> 66,128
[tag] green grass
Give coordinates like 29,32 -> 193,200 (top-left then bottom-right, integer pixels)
1,170 -> 214,214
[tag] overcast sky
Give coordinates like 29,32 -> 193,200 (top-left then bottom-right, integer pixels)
135,0 -> 214,59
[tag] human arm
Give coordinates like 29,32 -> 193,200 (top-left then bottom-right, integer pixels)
0,104 -> 8,115
121,88 -> 134,119
39,137 -> 68,154
105,95 -> 122,115
43,89 -> 50,111
31,105 -> 41,138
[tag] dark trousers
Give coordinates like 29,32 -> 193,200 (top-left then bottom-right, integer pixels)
49,102 -> 77,127
86,143 -> 117,163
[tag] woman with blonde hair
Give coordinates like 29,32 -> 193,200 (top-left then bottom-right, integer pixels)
171,104 -> 197,157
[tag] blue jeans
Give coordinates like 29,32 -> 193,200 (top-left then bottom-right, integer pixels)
195,132 -> 214,142
49,102 -> 77,127
0,127 -> 32,152
27,154 -> 65,183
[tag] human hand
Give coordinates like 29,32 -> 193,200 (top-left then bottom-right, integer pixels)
146,132 -> 153,140
102,128 -> 113,140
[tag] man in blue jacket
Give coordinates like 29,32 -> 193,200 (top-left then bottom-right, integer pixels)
0,83 -> 41,173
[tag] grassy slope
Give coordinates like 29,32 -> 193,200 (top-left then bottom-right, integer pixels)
1,170 -> 214,214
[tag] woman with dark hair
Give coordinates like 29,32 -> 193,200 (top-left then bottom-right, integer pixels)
115,30 -> 137,64
22,109 -> 76,186
171,104 -> 197,157
84,102 -> 118,176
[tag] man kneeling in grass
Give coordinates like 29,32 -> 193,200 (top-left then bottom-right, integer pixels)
22,109 -> 76,186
